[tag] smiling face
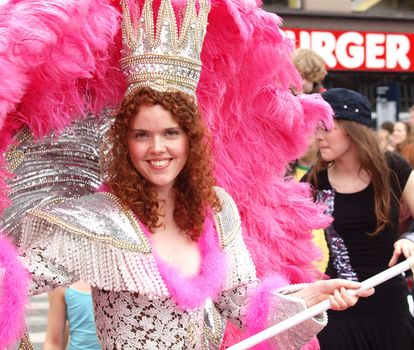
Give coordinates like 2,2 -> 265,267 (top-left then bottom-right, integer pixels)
128,104 -> 189,193
392,121 -> 408,146
316,120 -> 353,162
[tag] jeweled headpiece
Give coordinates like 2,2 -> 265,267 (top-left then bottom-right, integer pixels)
120,0 -> 210,99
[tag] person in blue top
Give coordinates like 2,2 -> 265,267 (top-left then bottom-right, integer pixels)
43,280 -> 100,350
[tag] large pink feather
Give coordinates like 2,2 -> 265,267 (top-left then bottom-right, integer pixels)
200,0 -> 332,281
198,2 -> 332,347
0,234 -> 29,348
0,0 -> 123,142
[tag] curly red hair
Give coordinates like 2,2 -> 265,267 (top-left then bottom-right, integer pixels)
105,87 -> 221,240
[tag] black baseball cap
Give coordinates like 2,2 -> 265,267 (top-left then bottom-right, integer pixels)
322,88 -> 372,127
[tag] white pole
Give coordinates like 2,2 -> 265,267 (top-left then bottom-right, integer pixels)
227,257 -> 414,350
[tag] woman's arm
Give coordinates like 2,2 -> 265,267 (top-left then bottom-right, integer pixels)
401,172 -> 414,215
43,288 -> 68,350
389,171 -> 414,266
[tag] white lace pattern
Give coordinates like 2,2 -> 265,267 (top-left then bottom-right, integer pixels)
92,289 -> 204,349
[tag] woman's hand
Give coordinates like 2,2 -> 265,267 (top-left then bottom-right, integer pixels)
388,238 -> 414,267
291,279 -> 374,311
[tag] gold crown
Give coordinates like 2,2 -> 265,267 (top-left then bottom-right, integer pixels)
120,0 -> 210,99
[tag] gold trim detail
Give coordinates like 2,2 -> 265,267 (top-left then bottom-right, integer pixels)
213,187 -> 240,248
100,192 -> 152,252
18,332 -> 34,350
6,149 -> 25,173
29,193 -> 151,254
5,128 -> 32,172
203,308 -> 223,345
120,0 -> 210,98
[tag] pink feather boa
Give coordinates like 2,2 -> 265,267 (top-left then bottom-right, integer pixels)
0,234 -> 29,348
98,183 -> 227,310
244,275 -> 290,350
149,215 -> 226,310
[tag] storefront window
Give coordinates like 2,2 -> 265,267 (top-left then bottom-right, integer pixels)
367,0 -> 414,12
263,0 -> 302,9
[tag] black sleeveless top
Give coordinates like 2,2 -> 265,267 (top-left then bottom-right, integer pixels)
311,152 -> 411,315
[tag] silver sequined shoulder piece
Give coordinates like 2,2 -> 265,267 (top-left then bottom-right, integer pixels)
213,186 -> 257,290
1,112 -> 113,245
213,186 -> 241,248
21,192 -> 169,295
24,192 -> 151,254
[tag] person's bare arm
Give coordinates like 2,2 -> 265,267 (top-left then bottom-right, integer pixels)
389,171 -> 414,266
43,288 -> 68,350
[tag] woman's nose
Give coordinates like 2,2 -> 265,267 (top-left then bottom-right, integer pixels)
150,136 -> 166,153
315,129 -> 324,140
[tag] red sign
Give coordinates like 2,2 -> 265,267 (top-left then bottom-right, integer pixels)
284,28 -> 414,72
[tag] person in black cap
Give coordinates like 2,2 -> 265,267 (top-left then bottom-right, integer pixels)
305,88 -> 414,350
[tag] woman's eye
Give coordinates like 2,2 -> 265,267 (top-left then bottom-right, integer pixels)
133,131 -> 148,139
166,129 -> 180,136
317,123 -> 328,132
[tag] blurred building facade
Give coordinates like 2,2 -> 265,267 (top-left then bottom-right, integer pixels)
264,0 -> 414,123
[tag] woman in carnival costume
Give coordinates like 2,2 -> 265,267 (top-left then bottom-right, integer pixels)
0,0 -> 373,348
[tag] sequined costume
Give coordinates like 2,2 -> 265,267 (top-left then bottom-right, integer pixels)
20,186 -> 326,349
0,0 -> 335,348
